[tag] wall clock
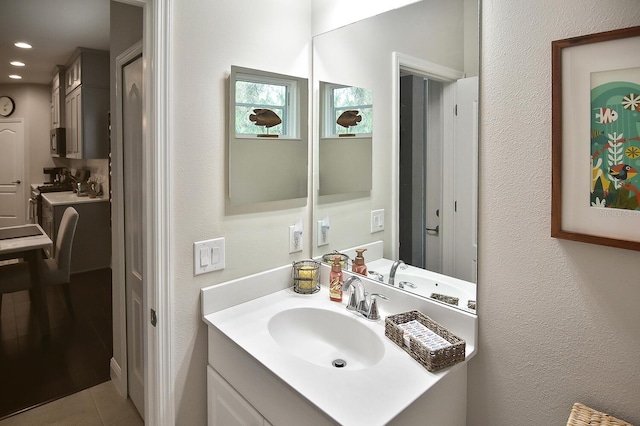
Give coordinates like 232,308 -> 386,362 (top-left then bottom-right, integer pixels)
0,96 -> 15,117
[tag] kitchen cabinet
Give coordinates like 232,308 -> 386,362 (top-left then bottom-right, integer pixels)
64,48 -> 110,159
50,66 -> 65,130
41,193 -> 111,274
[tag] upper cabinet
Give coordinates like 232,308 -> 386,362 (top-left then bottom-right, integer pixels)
50,66 -> 65,130
64,48 -> 110,159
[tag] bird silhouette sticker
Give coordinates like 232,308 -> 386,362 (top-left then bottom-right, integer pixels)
590,69 -> 640,211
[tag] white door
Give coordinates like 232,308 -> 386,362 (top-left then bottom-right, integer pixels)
123,53 -> 145,417
0,119 -> 26,227
453,77 -> 479,283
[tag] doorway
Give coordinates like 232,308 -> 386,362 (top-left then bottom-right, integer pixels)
118,44 -> 145,418
0,119 -> 26,227
393,53 -> 478,282
399,75 -> 443,271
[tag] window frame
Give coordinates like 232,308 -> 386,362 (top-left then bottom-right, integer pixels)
231,66 -> 303,140
321,82 -> 373,138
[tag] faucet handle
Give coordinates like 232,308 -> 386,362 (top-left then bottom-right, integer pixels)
366,293 -> 388,321
368,271 -> 384,282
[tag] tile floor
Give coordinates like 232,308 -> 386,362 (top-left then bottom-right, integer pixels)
0,381 -> 143,426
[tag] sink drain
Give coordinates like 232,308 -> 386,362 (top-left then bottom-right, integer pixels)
332,359 -> 347,368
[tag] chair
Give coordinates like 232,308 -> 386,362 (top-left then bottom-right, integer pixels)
0,207 -> 79,317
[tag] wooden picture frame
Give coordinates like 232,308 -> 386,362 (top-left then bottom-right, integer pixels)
551,26 -> 640,251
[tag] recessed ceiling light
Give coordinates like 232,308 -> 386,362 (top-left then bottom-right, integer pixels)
9,75 -> 22,80
14,42 -> 32,49
10,61 -> 25,67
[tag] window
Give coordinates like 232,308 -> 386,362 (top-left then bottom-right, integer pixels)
232,68 -> 302,138
323,83 -> 373,137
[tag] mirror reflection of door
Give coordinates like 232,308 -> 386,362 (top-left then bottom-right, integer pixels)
399,74 -> 478,282
122,50 -> 144,418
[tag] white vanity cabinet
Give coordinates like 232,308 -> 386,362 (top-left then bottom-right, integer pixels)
202,260 -> 476,426
64,48 -> 109,159
41,193 -> 111,273
208,367 -> 272,426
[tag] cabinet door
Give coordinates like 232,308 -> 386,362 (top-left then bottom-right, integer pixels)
51,87 -> 60,129
66,57 -> 81,93
65,88 -> 82,158
207,366 -> 266,426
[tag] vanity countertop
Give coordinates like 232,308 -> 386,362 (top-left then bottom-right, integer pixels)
204,284 -> 473,426
41,191 -> 109,206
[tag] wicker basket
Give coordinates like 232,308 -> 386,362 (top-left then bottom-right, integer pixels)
567,403 -> 633,426
385,310 -> 465,372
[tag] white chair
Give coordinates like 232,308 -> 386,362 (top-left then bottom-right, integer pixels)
0,207 -> 79,317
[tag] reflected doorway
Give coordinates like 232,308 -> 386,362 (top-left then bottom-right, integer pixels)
398,71 -> 478,283
399,74 -> 444,272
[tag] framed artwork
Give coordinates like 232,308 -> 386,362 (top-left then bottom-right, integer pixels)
552,26 -> 640,251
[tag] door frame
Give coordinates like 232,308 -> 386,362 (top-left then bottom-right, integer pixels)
111,1 -> 173,425
391,52 -> 464,262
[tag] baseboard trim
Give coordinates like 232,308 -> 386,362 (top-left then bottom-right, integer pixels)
110,357 -> 127,398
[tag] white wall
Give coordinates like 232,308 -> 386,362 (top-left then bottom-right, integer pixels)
0,84 -> 56,186
170,1 -> 311,424
469,1 -> 640,424
311,0 -> 421,35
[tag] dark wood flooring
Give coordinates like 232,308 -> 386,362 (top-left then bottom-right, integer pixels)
0,268 -> 112,420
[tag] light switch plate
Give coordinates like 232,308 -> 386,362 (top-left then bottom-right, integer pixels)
371,209 -> 385,233
194,237 -> 225,275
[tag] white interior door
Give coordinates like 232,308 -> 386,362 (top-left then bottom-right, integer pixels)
123,52 -> 145,418
0,119 -> 26,227
453,76 -> 479,282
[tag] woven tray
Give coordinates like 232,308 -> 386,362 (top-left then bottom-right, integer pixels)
567,403 -> 633,426
385,310 -> 465,372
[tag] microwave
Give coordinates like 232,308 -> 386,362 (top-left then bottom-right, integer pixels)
51,127 -> 66,157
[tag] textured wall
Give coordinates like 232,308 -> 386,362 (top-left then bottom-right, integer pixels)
171,1 -> 311,424
469,1 -> 640,424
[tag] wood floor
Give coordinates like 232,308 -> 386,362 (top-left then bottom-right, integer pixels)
0,268 -> 113,420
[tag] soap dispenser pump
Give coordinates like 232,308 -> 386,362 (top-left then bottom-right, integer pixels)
352,248 -> 368,276
329,255 -> 343,302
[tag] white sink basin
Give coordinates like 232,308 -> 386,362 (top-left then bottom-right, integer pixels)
268,307 -> 385,370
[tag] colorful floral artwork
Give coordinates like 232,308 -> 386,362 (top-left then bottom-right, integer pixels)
590,68 -> 640,211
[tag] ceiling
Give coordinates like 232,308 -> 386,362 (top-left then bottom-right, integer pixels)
0,0 -> 110,85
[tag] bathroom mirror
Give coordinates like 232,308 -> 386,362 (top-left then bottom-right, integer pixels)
312,0 -> 479,310
318,81 -> 373,195
228,65 -> 308,205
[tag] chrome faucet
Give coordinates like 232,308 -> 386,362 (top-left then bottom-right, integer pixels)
388,259 -> 407,287
342,275 -> 388,321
